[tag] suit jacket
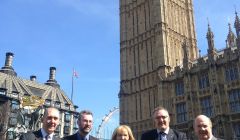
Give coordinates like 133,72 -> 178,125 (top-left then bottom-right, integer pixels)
62,132 -> 99,140
211,136 -> 224,140
141,129 -> 187,140
19,129 -> 60,140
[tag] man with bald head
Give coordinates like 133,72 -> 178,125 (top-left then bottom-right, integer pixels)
194,115 -> 223,140
20,107 -> 60,140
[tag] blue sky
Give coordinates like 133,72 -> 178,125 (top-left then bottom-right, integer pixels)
0,0 -> 239,138
194,0 -> 240,54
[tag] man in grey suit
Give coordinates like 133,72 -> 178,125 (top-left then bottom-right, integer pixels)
194,115 -> 223,140
63,110 -> 98,140
20,107 -> 60,140
141,106 -> 187,140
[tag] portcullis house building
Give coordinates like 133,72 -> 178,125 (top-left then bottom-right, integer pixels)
0,52 -> 79,140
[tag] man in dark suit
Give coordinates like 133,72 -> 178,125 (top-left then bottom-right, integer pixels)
63,110 -> 98,140
194,115 -> 223,140
19,107 -> 60,140
141,106 -> 187,140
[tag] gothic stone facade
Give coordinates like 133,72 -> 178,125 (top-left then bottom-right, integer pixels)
119,0 -> 240,139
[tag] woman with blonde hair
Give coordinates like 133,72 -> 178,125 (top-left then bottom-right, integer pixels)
111,125 -> 135,140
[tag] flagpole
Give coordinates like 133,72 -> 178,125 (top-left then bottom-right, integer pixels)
71,68 -> 74,102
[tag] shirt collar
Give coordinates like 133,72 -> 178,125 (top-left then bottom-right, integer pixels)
157,127 -> 170,134
41,128 -> 54,139
77,132 -> 90,140
208,135 -> 213,140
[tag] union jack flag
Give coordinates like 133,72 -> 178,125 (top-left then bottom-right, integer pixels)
73,69 -> 78,78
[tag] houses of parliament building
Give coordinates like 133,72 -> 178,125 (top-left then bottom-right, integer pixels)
119,0 -> 240,139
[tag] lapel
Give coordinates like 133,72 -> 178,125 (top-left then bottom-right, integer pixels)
52,136 -> 60,140
33,129 -> 43,140
167,129 -> 175,140
153,129 -> 159,140
89,135 -> 93,140
89,135 -> 98,140
211,136 -> 218,140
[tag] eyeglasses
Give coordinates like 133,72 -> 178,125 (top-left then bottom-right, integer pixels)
155,115 -> 168,120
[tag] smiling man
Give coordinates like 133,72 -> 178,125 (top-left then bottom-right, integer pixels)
63,110 -> 98,140
194,115 -> 223,140
20,107 -> 60,140
141,106 -> 187,140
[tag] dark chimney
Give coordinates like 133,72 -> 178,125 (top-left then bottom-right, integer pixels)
30,75 -> 37,81
0,52 -> 17,76
5,52 -> 14,68
45,67 -> 59,88
49,67 -> 56,81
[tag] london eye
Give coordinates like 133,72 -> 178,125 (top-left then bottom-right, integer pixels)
96,107 -> 119,140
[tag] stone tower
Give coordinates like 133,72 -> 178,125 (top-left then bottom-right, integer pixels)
119,0 -> 198,139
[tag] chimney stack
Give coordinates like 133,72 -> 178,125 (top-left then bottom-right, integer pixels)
49,67 -> 56,81
0,52 -> 17,76
5,52 -> 14,68
30,75 -> 37,81
45,67 -> 59,88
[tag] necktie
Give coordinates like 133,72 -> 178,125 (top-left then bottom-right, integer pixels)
45,135 -> 50,140
159,132 -> 167,140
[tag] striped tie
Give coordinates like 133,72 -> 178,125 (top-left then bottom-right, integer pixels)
45,135 -> 50,140
159,132 -> 167,140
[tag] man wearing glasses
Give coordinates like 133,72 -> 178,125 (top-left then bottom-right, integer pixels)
141,106 -> 187,140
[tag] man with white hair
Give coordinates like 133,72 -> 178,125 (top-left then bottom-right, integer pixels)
194,115 -> 223,140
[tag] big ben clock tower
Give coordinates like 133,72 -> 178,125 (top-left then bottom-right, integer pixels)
119,0 -> 198,139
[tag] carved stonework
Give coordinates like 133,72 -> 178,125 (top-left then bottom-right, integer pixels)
0,100 -> 9,140
120,1 -> 240,139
